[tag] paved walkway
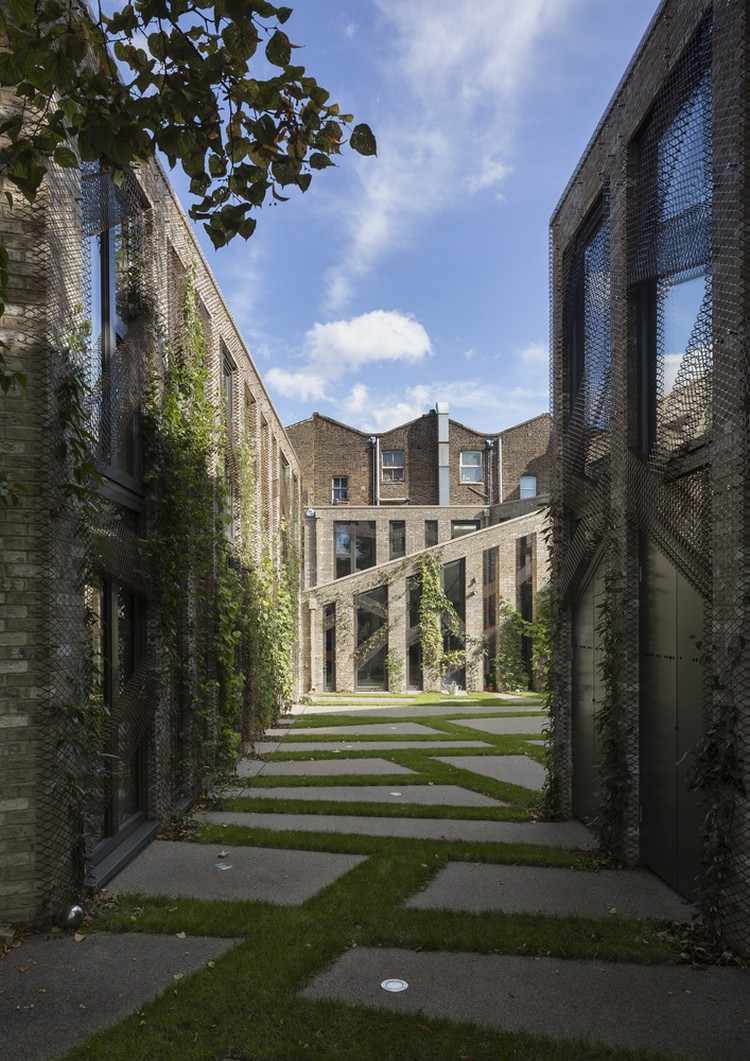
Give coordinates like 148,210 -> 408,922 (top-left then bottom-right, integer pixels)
6,692 -> 748,1060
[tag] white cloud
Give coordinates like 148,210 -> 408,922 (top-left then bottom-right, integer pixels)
343,20 -> 357,39
325,0 -> 575,308
465,158 -> 513,197
266,309 -> 432,405
265,367 -> 329,402
463,348 -> 478,361
520,341 -> 549,367
336,377 -> 548,434
343,382 -> 369,415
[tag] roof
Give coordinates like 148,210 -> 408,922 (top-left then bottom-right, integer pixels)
286,408 -> 551,440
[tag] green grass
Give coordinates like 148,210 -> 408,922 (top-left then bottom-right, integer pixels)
73,847 -> 683,1061
59,708 -> 681,1061
216,794 -> 531,821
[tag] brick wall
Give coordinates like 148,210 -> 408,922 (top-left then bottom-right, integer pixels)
0,144 -> 303,923
501,414 -> 552,501
305,507 -> 549,693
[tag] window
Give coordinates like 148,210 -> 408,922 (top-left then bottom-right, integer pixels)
425,520 -> 438,547
332,476 -> 348,503
483,547 -> 499,691
520,474 -> 537,499
389,520 -> 406,560
460,450 -> 483,483
382,449 -> 405,483
451,520 -> 480,540
442,558 -> 466,687
324,603 -> 336,692
516,535 -> 535,686
334,521 -> 376,579
222,347 -> 236,435
356,585 -> 388,689
630,19 -> 713,455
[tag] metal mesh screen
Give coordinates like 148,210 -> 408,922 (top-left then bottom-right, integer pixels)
552,8 -> 750,951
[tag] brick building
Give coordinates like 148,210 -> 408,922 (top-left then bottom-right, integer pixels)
549,0 -> 749,949
287,405 -> 552,693
0,151 -> 302,923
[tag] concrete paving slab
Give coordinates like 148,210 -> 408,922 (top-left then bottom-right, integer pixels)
0,932 -> 237,1061
457,716 -> 547,735
108,840 -> 365,904
301,947 -> 750,1061
406,863 -> 694,920
199,811 -> 596,849
525,739 -> 545,746
435,755 -> 546,791
237,757 -> 416,777
297,704 -> 547,719
266,722 -> 440,737
222,785 -> 504,807
252,740 -> 492,753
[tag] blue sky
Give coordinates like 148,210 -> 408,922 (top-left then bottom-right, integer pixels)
167,0 -> 660,432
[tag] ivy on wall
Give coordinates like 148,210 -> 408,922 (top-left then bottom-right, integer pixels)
593,563 -> 631,861
417,553 -> 465,689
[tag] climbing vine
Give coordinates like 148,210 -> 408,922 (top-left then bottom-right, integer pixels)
593,563 -> 631,861
494,599 -> 531,693
417,553 -> 465,689
690,641 -> 746,937
145,272 -> 245,776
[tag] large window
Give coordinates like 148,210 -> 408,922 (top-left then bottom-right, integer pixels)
356,586 -> 388,689
516,535 -> 534,685
451,520 -> 480,540
442,558 -> 466,687
382,449 -> 405,483
334,521 -> 376,579
630,18 -> 712,455
407,574 -> 422,690
425,520 -> 438,547
221,346 -> 236,436
323,603 -> 336,692
331,476 -> 348,503
460,450 -> 483,483
389,520 -> 406,559
483,547 -> 498,690
519,474 -> 537,499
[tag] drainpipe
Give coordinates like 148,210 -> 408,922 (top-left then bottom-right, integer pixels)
485,438 -> 494,508
498,432 -> 504,504
370,435 -> 380,505
436,401 -> 449,505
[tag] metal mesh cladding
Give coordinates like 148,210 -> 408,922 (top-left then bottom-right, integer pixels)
35,161 -> 235,917
553,9 -> 750,950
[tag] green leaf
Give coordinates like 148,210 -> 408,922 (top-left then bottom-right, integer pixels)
309,152 -> 334,170
350,123 -> 377,157
53,145 -> 78,168
297,172 -> 311,192
276,6 -> 293,23
265,30 -> 291,68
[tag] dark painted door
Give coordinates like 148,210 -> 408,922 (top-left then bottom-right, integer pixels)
640,541 -> 704,898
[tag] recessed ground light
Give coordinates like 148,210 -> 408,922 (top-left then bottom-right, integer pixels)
389,792 -> 403,797
381,978 -> 409,993
215,862 -> 233,871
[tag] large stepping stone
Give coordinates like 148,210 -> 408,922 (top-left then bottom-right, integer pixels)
0,932 -> 237,1061
298,704 -> 546,719
435,755 -> 546,791
252,740 -> 492,753
266,722 -> 440,737
221,785 -> 504,807
237,757 -> 416,778
457,716 -> 547,735
406,863 -> 694,920
108,840 -> 364,904
200,811 -> 596,849
302,947 -> 750,1060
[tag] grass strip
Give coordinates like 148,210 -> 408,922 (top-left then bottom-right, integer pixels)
76,851 -> 680,1061
215,795 -> 531,822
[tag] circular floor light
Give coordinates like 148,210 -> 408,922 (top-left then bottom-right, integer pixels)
381,978 -> 409,993
389,792 -> 403,797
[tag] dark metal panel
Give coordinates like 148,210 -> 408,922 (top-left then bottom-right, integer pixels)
640,540 -> 704,898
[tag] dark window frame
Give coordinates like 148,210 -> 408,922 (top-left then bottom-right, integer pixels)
389,520 -> 406,560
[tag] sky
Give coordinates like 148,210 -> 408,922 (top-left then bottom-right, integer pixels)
166,0 -> 661,433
